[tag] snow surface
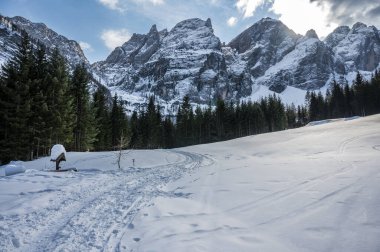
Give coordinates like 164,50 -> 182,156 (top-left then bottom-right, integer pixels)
0,161 -> 26,176
242,84 -> 307,106
1,115 -> 380,251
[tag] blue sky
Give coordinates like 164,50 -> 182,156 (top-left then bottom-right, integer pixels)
1,0 -> 379,63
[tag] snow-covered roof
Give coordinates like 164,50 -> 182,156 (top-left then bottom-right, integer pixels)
50,144 -> 66,161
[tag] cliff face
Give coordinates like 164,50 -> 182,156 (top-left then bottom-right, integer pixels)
93,18 -> 229,104
325,22 -> 380,74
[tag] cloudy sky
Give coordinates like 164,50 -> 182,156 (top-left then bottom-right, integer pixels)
1,0 -> 379,63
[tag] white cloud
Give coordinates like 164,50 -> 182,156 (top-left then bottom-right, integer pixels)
99,0 -> 165,13
271,0 -> 338,38
310,0 -> 380,29
150,0 -> 164,5
132,0 -> 165,5
236,0 -> 266,18
98,0 -> 124,11
79,41 -> 93,52
101,29 -> 131,50
227,17 -> 238,27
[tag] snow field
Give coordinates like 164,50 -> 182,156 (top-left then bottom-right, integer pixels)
126,115 -> 380,252
0,150 -> 209,251
0,115 -> 379,251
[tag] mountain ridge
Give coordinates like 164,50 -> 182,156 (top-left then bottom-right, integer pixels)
1,15 -> 380,113
91,17 -> 380,113
0,14 -> 89,69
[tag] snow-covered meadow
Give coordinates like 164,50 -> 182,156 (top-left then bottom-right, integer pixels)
1,115 -> 380,251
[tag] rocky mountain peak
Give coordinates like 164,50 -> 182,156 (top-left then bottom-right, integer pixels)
0,15 -> 88,69
228,18 -> 300,80
305,29 -> 319,39
324,25 -> 350,48
159,29 -> 168,39
205,18 -> 212,29
324,21 -> 380,73
104,24 -> 163,67
159,18 -> 220,51
352,22 -> 367,31
228,17 -> 298,54
149,24 -> 158,34
171,18 -> 213,33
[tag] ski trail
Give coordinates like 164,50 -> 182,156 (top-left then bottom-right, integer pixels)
0,149 -> 208,252
225,133 -> 376,215
251,133 -> 379,226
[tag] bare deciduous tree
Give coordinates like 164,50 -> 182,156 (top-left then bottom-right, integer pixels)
114,133 -> 131,170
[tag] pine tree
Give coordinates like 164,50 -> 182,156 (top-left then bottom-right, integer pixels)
110,94 -> 128,149
129,111 -> 139,148
146,96 -> 162,148
162,117 -> 175,148
353,72 -> 367,116
29,43 -> 49,158
93,87 -> 111,150
46,48 -> 74,151
194,106 -> 204,144
215,98 -> 226,139
0,32 -> 33,162
70,63 -> 97,151
176,95 -> 192,146
329,80 -> 345,118
286,104 -> 297,129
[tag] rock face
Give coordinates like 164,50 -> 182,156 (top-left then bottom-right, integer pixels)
0,15 -> 88,69
228,18 -> 300,78
253,30 -> 334,92
325,22 -> 380,74
93,18 -> 228,105
227,19 -> 334,93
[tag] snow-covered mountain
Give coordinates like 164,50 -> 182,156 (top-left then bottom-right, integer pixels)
0,15 -> 88,69
92,18 -> 230,112
325,22 -> 380,74
93,17 -> 380,111
1,14 -> 380,111
231,19 -> 334,92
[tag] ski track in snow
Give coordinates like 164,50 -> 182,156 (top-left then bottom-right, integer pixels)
1,116 -> 380,252
251,134 -> 379,226
0,150 -> 212,252
126,116 -> 380,252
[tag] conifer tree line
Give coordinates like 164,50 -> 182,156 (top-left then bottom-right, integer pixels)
1,33 -> 379,164
306,72 -> 380,121
0,33 -> 103,163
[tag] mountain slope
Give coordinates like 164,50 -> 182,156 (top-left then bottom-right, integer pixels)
0,15 -> 88,69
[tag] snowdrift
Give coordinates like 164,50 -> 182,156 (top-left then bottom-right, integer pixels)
306,116 -> 360,126
0,161 -> 26,176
